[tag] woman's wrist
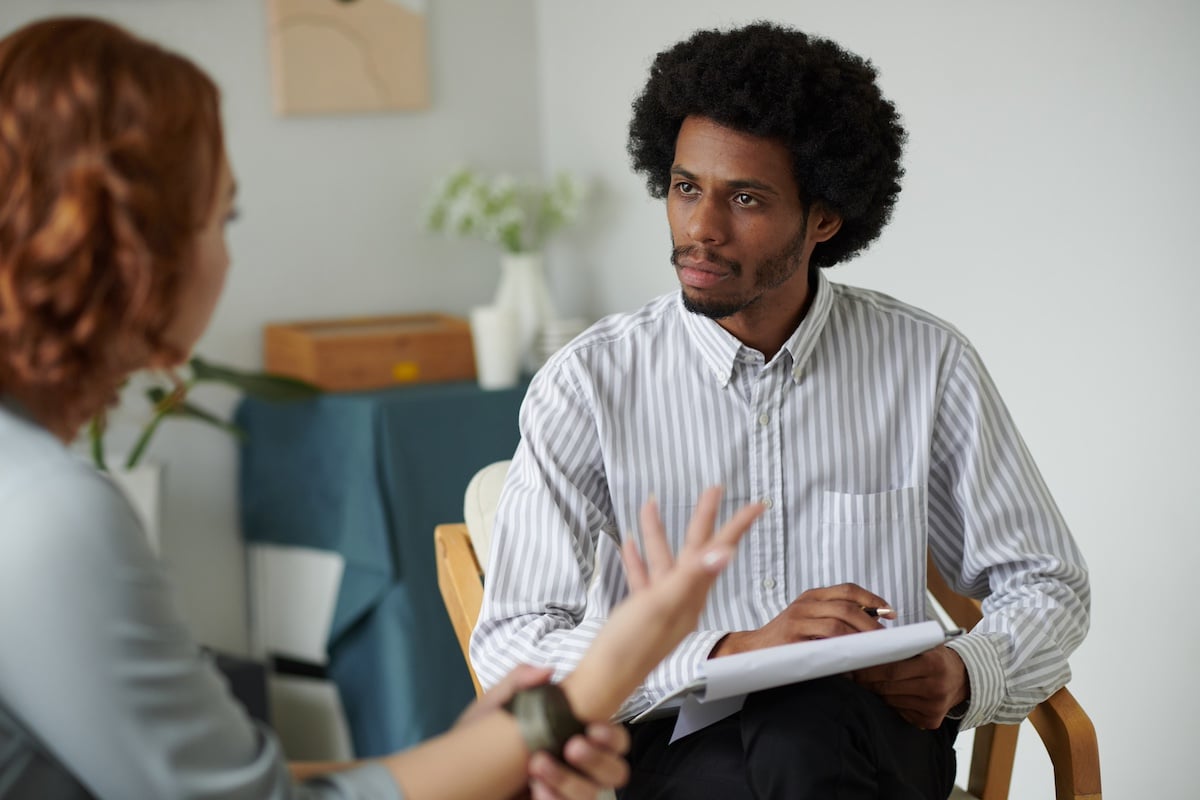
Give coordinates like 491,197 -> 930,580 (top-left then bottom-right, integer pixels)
502,684 -> 586,760
559,667 -> 620,723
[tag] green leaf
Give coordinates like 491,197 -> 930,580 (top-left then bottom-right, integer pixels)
89,415 -> 108,471
124,389 -> 179,470
146,387 -> 244,438
189,356 -> 320,401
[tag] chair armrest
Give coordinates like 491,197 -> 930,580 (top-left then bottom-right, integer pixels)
926,555 -> 1101,799
435,523 -> 485,696
1028,685 -> 1102,800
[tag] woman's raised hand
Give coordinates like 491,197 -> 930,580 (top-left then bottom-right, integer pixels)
562,486 -> 764,720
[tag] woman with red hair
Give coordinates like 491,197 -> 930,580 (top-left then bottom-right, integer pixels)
0,16 -> 762,800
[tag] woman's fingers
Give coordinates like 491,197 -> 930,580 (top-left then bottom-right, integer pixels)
690,500 -> 763,576
682,485 -> 723,550
710,499 -> 765,553
621,536 -> 650,591
638,495 -> 675,579
630,488 -> 766,585
457,663 -> 553,725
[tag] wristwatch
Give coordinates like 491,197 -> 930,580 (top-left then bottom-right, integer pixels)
503,683 -> 586,760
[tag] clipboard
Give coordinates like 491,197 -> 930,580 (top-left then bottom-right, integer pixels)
631,620 -> 961,742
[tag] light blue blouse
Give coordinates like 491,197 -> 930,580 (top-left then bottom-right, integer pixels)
0,403 -> 401,799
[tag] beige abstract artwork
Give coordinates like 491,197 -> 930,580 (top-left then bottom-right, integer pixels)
266,0 -> 429,115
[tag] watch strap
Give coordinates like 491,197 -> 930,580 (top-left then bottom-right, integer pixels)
503,683 -> 586,760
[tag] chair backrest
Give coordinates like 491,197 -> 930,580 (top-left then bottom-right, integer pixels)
435,462 -> 1102,800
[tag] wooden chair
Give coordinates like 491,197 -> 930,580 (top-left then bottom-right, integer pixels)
435,466 -> 1102,800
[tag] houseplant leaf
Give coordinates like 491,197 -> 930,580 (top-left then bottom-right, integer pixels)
190,356 -> 320,401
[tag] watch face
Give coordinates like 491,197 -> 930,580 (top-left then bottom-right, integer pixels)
506,684 -> 585,758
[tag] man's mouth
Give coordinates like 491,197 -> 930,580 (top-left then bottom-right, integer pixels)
672,248 -> 739,288
677,263 -> 728,289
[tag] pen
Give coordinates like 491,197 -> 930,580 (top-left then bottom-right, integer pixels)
862,606 -> 894,618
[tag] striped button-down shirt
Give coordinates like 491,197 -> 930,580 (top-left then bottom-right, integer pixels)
471,272 -> 1090,730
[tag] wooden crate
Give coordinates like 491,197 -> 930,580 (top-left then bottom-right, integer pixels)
264,314 -> 475,391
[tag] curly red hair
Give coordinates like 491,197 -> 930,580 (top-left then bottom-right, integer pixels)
0,17 -> 224,439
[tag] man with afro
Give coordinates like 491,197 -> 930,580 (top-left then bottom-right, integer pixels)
473,21 -> 1089,799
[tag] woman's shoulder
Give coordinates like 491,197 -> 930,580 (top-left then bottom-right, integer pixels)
0,411 -> 121,508
0,409 -> 145,572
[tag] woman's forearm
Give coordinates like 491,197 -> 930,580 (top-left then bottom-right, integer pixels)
289,761 -> 359,781
381,708 -> 531,800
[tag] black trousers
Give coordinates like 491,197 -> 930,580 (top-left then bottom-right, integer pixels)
618,676 -> 959,800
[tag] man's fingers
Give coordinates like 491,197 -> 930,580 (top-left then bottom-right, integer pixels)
790,616 -> 872,641
800,582 -> 891,612
784,598 -> 886,635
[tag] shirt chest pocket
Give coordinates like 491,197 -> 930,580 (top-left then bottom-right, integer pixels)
817,487 -> 927,625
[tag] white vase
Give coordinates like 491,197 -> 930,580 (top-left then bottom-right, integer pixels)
493,252 -> 556,373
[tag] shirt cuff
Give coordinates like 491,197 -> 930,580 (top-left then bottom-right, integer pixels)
625,629 -> 730,720
944,632 -> 1007,730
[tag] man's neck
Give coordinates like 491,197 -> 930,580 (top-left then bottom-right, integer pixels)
716,271 -> 817,361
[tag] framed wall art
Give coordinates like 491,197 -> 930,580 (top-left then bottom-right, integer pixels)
266,0 -> 429,115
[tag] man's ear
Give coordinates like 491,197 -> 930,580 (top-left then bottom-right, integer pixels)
807,205 -> 843,244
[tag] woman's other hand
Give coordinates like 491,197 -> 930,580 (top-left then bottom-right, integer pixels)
458,663 -> 630,798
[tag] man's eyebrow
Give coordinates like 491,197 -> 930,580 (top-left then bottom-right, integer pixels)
669,166 -> 780,196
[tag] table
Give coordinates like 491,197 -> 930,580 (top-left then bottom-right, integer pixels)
236,379 -> 528,757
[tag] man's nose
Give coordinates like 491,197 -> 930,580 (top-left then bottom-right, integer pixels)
685,196 -> 729,245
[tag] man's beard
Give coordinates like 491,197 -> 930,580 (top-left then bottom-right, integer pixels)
672,225 -> 808,320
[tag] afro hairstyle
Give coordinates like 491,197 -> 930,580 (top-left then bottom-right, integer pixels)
628,21 -> 906,268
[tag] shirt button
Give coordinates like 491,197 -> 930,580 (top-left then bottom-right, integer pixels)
762,577 -> 776,590
762,497 -> 774,509
758,413 -> 770,426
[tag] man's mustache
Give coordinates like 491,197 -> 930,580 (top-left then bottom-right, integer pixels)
671,245 -> 742,276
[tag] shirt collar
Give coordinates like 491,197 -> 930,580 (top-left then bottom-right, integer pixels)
676,269 -> 835,387
780,269 -> 834,383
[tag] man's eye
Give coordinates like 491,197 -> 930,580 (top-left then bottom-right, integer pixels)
735,193 -> 758,206
674,181 -> 696,194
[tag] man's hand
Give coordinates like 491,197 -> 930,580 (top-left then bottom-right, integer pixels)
710,582 -> 894,657
850,644 -> 969,730
457,664 -> 630,799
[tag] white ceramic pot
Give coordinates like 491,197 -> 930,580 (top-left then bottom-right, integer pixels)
493,251 -> 556,373
469,304 -> 522,390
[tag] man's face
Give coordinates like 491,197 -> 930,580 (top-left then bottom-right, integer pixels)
667,116 -> 810,321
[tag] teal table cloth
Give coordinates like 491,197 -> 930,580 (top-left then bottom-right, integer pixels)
236,379 -> 528,757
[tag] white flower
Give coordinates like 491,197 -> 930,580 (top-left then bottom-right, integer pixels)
426,165 -> 590,254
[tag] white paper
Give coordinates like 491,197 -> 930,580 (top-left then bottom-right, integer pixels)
630,621 -> 953,742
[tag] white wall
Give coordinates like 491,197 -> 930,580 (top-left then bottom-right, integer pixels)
535,0 -> 1199,796
0,0 -> 543,655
